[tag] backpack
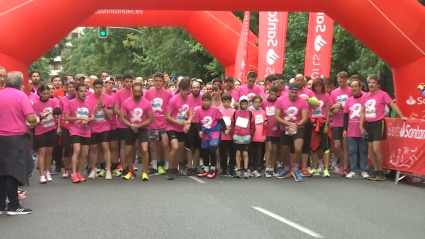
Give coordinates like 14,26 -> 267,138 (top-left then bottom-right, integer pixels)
232,110 -> 253,126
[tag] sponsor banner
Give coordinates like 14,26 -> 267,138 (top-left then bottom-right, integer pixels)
304,13 -> 334,79
234,11 -> 250,84
382,118 -> 425,175
95,9 -> 144,15
258,12 -> 288,79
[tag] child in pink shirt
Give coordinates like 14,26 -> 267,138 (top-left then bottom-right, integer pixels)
249,96 -> 267,178
219,93 -> 236,177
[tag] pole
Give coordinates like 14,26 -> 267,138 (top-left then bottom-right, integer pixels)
108,27 -> 143,35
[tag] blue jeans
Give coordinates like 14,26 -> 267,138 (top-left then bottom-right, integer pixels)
347,137 -> 367,172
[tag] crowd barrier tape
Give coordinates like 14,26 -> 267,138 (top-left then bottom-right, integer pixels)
382,118 -> 425,183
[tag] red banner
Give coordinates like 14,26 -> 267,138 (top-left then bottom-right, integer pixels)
258,12 -> 288,79
382,118 -> 425,175
234,11 -> 250,84
304,12 -> 334,79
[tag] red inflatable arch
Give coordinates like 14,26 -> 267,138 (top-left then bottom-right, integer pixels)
1,0 -> 425,116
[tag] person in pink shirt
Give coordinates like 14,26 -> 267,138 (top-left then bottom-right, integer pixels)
120,82 -> 153,181
218,93 -> 236,177
212,85 -> 224,110
33,84 -> 61,184
64,84 -> 94,183
235,71 -> 265,108
193,93 -> 225,179
185,81 -> 203,175
86,79 -> 114,180
308,78 -> 332,178
249,96 -> 267,178
30,71 -> 41,94
330,71 -> 352,176
274,83 -> 308,182
262,86 -> 280,178
144,72 -> 173,175
112,74 -> 133,173
223,76 -> 237,107
166,78 -> 193,180
342,80 -> 369,179
360,74 -> 407,181
231,96 -> 255,179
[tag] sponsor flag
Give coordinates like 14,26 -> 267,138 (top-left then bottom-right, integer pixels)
304,12 -> 334,79
258,12 -> 288,79
234,11 -> 251,84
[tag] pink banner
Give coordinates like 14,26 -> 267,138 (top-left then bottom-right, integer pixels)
234,11 -> 250,84
258,12 -> 288,79
304,12 -> 334,79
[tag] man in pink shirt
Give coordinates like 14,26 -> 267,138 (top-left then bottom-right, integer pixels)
87,79 -> 114,180
235,71 -> 265,108
0,71 -> 38,215
330,72 -> 352,176
360,74 -> 407,181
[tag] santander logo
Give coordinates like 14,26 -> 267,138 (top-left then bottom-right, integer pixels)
387,122 -> 425,140
406,96 -> 416,105
266,49 -> 279,65
314,35 -> 327,51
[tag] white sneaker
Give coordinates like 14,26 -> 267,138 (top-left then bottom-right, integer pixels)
105,171 -> 112,180
346,172 -> 357,178
361,172 -> 369,179
45,171 -> 52,182
247,169 -> 253,177
88,171 -> 97,179
62,170 -> 69,178
252,170 -> 261,178
332,164 -> 341,174
39,175 -> 47,184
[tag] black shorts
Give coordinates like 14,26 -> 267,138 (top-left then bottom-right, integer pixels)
91,131 -> 110,144
33,130 -> 58,149
61,128 -> 72,157
109,129 -> 118,141
266,136 -> 280,144
332,127 -> 344,141
234,143 -> 249,151
126,128 -> 149,146
280,127 -> 305,146
302,120 -> 312,154
184,125 -> 201,150
70,135 -> 91,146
167,130 -> 185,142
364,119 -> 387,142
148,128 -> 167,142
116,128 -> 128,141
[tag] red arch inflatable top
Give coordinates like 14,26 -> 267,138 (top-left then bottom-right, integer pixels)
1,0 -> 425,117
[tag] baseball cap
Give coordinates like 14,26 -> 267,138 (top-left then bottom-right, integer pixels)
288,83 -> 299,90
104,76 -> 115,83
75,74 -> 87,80
224,76 -> 233,82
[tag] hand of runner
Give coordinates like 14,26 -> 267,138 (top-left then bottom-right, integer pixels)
360,127 -> 366,136
131,125 -> 138,133
272,127 -> 277,131
224,129 -> 229,135
342,130 -> 347,139
184,124 -> 190,132
199,131 -> 203,138
324,126 -> 329,134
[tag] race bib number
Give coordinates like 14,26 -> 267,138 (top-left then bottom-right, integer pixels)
265,106 -> 275,116
223,116 -> 231,126
365,107 -> 376,118
177,113 -> 186,120
95,109 -> 105,121
312,100 -> 324,118
235,117 -> 248,128
285,126 -> 297,135
255,114 -> 264,124
337,95 -> 348,106
41,115 -> 55,128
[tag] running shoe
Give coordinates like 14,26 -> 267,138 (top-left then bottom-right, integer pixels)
220,170 -> 228,177
18,193 -> 26,200
39,176 -> 47,184
276,169 -> 290,179
105,171 -> 112,180
342,169 -> 349,177
235,170 -> 243,178
98,169 -> 106,177
6,207 -> 32,215
252,170 -> 261,178
133,164 -> 138,171
244,171 -> 249,179
309,168 -> 320,176
368,171 -> 378,181
123,171 -> 134,180
301,168 -> 312,177
18,189 -> 26,196
45,171 -> 53,182
186,167 -> 195,176
149,168 -> 158,175
88,171 -> 97,179
117,164 -> 123,171
77,173 -> 86,182
265,170 -> 273,178
197,169 -> 208,178
142,172 -> 149,181
207,170 -> 216,179
323,169 -> 331,178
71,174 -> 79,183
361,172 -> 369,179
62,170 -> 69,178
113,169 -> 122,177
165,169 -> 174,180
375,171 -> 386,181
158,166 -> 166,175
292,170 -> 303,182
345,171 -> 356,178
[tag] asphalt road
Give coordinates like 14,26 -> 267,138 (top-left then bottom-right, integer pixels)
0,172 -> 424,239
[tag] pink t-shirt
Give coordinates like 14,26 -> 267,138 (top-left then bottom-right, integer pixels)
188,94 -> 203,116
29,92 -> 39,105
86,90 -> 93,96
330,87 -> 352,127
144,88 -> 172,130
361,90 -> 392,122
275,95 -> 308,130
113,88 -> 133,129
166,94 -> 193,132
59,95 -> 74,129
121,97 -> 153,128
64,99 -> 93,138
193,106 -> 223,141
232,110 -> 255,136
33,99 -> 59,135
343,96 -> 363,137
250,109 -> 267,142
87,93 -> 113,133
0,88 -> 35,136
220,107 -> 236,140
224,89 -> 237,107
311,93 -> 332,118
262,98 -> 279,137
235,85 -> 264,101
105,91 -> 117,130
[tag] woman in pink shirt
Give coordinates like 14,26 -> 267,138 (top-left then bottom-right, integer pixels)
249,96 -> 267,178
33,84 -> 62,184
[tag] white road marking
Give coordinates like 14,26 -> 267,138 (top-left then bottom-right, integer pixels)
189,176 -> 206,184
252,206 -> 325,238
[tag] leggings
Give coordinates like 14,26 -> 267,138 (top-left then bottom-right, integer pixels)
249,142 -> 263,170
202,146 -> 218,168
302,120 -> 312,154
219,140 -> 236,171
0,176 -> 20,210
